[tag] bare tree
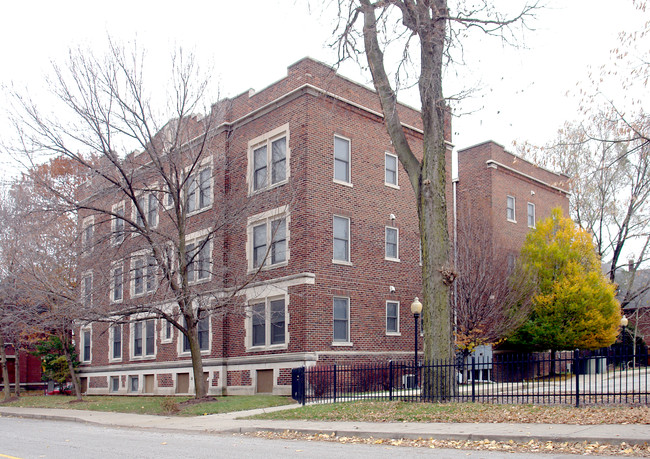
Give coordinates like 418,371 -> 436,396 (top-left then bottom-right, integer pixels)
4,42 -> 280,399
331,0 -> 538,398
454,206 -> 534,360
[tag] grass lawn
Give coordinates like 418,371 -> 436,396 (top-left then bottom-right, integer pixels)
0,392 -> 294,417
247,400 -> 650,425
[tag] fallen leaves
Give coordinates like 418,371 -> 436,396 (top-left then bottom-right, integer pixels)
245,430 -> 650,456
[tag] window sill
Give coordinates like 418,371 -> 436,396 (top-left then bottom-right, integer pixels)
130,354 -> 156,361
178,349 -> 211,357
247,261 -> 289,274
507,218 -> 517,224
331,341 -> 353,347
110,299 -> 123,304
247,344 -> 289,352
386,332 -> 401,337
333,179 -> 353,188
108,358 -> 123,363
188,276 -> 211,286
384,183 -> 400,190
248,180 -> 288,196
332,259 -> 352,266
385,257 -> 401,263
187,205 -> 213,218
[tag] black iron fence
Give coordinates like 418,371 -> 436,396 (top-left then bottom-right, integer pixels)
292,347 -> 649,406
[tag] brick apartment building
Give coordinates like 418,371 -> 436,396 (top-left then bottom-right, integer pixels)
75,57 -> 569,396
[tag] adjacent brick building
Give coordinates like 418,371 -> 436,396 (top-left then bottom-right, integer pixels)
75,58 -> 569,396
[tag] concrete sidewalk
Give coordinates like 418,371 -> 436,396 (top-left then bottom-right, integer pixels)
0,404 -> 648,446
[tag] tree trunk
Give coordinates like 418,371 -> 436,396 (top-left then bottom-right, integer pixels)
60,332 -> 82,400
360,0 -> 454,400
13,347 -> 20,397
0,338 -> 10,400
184,313 -> 207,398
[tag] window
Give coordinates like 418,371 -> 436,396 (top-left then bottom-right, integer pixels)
147,193 -> 158,227
186,239 -> 211,282
386,301 -> 400,334
248,124 -> 290,193
385,227 -> 399,261
385,153 -> 398,187
506,195 -> 516,222
132,320 -> 155,358
129,375 -> 139,393
334,136 -> 351,184
111,324 -> 122,360
134,192 -> 158,229
247,207 -> 289,271
186,167 -> 212,213
110,376 -> 120,393
333,297 -> 350,343
81,216 -> 94,252
161,319 -> 173,343
527,202 -> 536,228
82,273 -> 92,307
249,297 -> 286,348
252,219 -> 286,268
111,265 -> 123,303
81,328 -> 91,362
131,254 -> 156,296
112,203 -> 125,245
333,216 -> 350,263
182,314 -> 210,353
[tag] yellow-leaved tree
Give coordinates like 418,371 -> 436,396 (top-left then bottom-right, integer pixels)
509,208 -> 621,354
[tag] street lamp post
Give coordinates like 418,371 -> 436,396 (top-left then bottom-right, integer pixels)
411,297 -> 422,389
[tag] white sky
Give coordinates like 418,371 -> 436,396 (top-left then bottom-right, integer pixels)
0,0 -> 647,168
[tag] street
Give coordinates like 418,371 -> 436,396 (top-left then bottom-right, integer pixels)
0,417 -> 624,459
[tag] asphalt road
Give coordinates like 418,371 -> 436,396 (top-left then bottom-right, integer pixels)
0,417 -> 620,459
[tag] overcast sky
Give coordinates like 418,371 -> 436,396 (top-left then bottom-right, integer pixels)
0,0 -> 646,167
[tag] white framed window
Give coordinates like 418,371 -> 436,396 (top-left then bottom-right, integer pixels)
247,296 -> 287,350
385,227 -> 399,261
333,135 -> 351,185
186,166 -> 212,214
81,326 -> 92,363
111,263 -> 123,303
248,124 -> 290,193
180,313 -> 210,354
129,375 -> 139,393
186,238 -> 211,283
333,215 -> 350,264
132,191 -> 159,230
110,376 -> 120,393
81,216 -> 94,253
506,195 -> 516,222
160,318 -> 174,344
131,319 -> 155,359
386,301 -> 400,335
130,253 -> 157,297
81,272 -> 92,307
112,202 -> 126,245
527,202 -> 536,228
247,206 -> 289,272
385,153 -> 399,188
110,324 -> 122,361
333,297 -> 350,344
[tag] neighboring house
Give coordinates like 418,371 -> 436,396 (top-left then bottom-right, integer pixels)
0,345 -> 45,391
455,140 -> 570,254
615,265 -> 650,345
75,58 -> 569,396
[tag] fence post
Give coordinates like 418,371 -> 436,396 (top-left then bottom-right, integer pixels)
291,367 -> 306,405
471,356 -> 476,403
333,364 -> 337,404
574,349 -> 580,408
389,360 -> 393,401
